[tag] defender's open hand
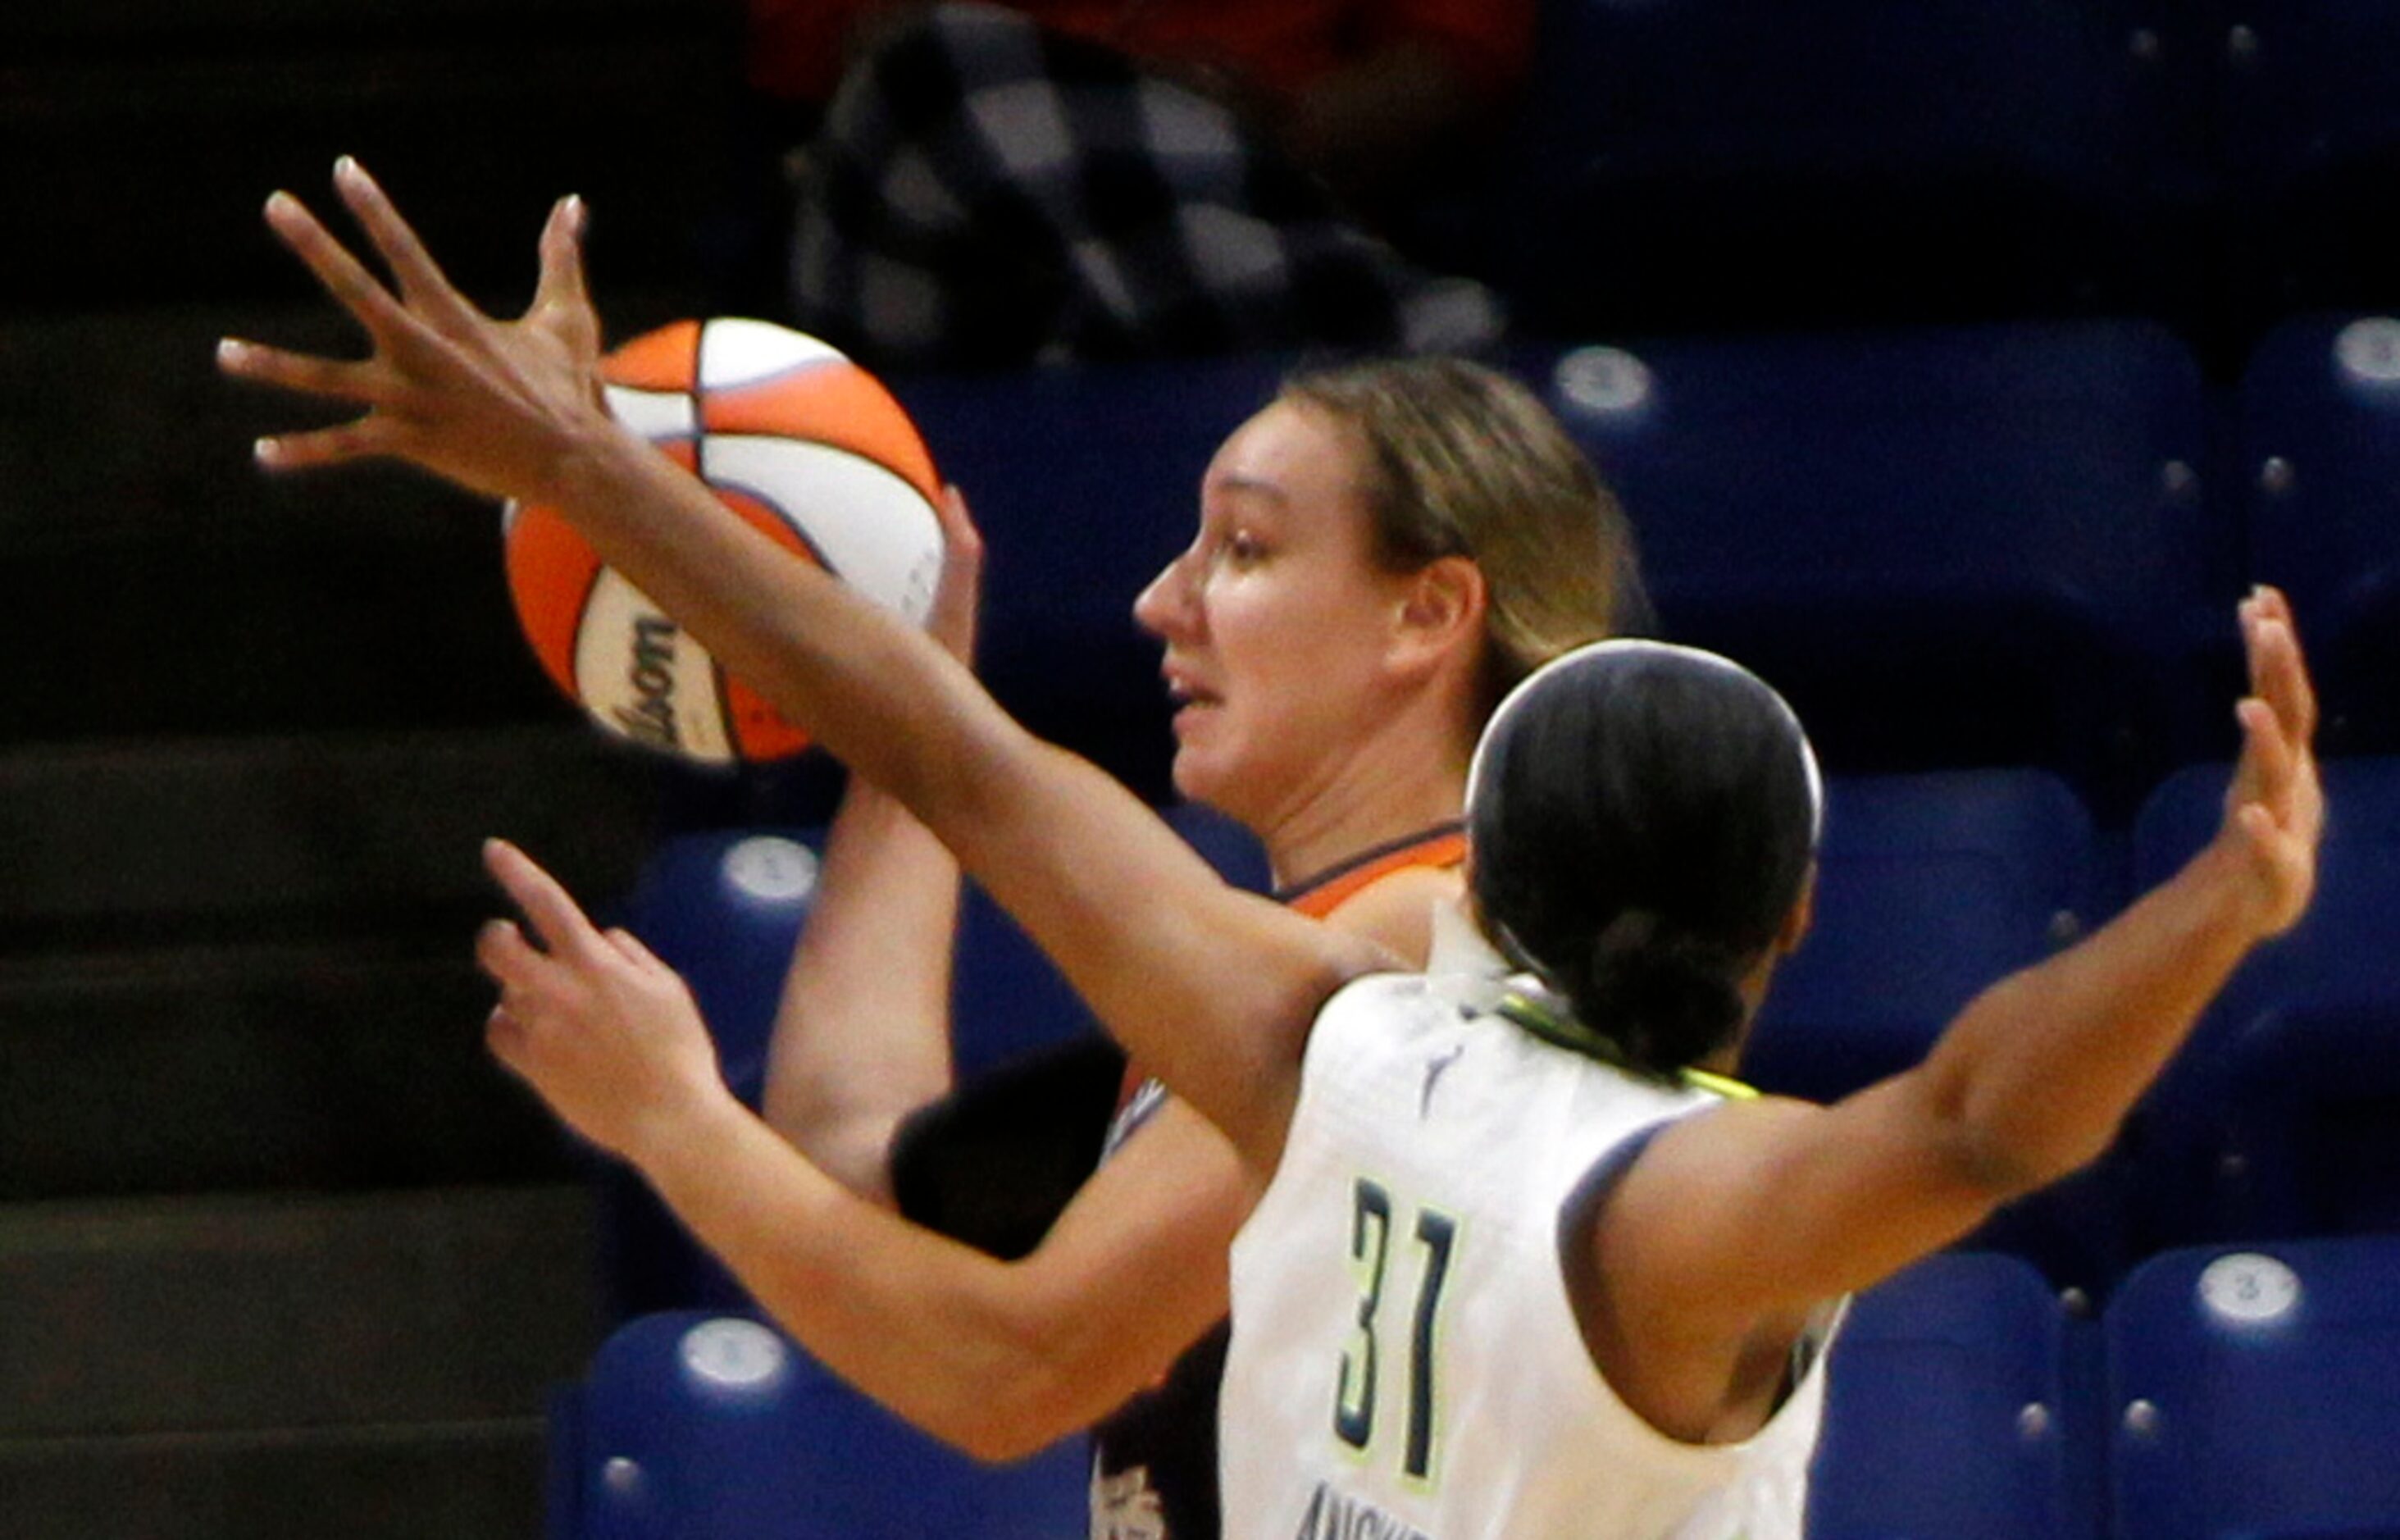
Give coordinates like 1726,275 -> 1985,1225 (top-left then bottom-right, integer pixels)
216,157 -> 614,508
2220,585 -> 2322,937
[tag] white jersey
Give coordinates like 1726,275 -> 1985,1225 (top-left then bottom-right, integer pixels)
1221,910 -> 1835,1540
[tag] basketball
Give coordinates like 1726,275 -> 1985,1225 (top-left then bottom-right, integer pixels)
503,317 -> 945,763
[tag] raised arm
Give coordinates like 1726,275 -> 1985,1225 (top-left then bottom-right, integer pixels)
216,161 -> 1380,1165
1586,589 -> 2322,1440
758,486 -> 980,1201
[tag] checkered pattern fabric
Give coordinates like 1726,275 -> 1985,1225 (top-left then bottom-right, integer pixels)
788,2 -> 1502,370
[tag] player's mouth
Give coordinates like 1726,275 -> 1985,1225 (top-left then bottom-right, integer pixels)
1163,669 -> 1223,731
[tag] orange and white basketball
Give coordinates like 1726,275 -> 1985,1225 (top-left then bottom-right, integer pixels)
503,317 -> 944,763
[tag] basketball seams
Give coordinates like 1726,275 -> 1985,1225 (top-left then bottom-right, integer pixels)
501,318 -> 942,763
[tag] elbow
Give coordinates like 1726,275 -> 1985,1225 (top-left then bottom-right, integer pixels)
931,1361 -> 1093,1464
756,1101 -> 906,1206
1933,1120 -> 2074,1207
1916,1071 -> 2115,1209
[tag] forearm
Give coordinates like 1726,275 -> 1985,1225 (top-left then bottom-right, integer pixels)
636,1087 -> 1148,1458
1910,837 -> 2268,1190
762,777 -> 961,1200
544,422 -> 1337,1159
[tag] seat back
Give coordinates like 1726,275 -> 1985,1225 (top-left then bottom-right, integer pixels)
1746,768 -> 2102,1102
1520,321 -> 2224,815
2106,1237 -> 2400,1540
1809,1251 -> 2089,1539
2238,314 -> 2400,758
549,1311 -> 1086,1539
2129,755 -> 2400,1245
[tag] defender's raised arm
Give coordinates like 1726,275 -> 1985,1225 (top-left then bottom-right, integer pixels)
218,160 -> 1379,1169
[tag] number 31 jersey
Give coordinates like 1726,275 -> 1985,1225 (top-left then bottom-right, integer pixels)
1220,923 -> 1831,1540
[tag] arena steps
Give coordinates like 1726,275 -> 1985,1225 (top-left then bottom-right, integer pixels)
0,1185 -> 600,1539
0,727 -> 666,1202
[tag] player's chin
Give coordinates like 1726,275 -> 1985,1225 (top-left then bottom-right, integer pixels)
1168,737 -> 1234,809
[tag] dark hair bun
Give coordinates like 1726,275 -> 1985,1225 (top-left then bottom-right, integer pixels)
1566,913 -> 1748,1077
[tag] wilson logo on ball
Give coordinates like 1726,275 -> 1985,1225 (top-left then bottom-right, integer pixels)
503,317 -> 945,763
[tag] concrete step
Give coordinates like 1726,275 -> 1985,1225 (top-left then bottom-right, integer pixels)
0,1185 -> 601,1537
0,727 -> 667,1200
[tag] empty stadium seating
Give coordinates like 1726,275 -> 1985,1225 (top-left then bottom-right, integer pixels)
549,1311 -> 1086,1539
1744,768 -> 2105,1104
1740,767 -> 2148,1292
2209,2 -> 2400,358
1808,1251 -> 2093,1540
2127,755 -> 2400,1249
1519,321 -> 2230,815
2107,1237 -> 2400,1539
1480,0 -> 2188,339
2237,313 -> 2400,757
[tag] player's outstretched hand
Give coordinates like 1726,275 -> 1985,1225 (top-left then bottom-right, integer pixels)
478,838 -> 730,1162
215,157 -> 613,508
2218,585 -> 2323,938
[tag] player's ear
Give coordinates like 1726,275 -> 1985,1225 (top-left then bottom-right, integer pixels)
1390,555 -> 1487,680
1774,863 -> 1817,956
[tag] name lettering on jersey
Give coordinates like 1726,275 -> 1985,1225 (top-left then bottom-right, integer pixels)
1291,1480 -> 1433,1540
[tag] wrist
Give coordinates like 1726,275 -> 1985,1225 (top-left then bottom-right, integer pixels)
2188,831 -> 2286,945
622,1070 -> 749,1187
540,408 -> 661,518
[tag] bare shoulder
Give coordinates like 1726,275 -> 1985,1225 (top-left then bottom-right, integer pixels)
1316,863 -> 1464,968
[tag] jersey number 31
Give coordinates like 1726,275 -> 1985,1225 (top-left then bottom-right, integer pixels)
1337,1177 -> 1460,1483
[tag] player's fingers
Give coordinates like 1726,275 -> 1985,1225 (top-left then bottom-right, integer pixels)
2235,801 -> 2285,871
533,195 -> 595,321
2246,599 -> 2318,746
483,837 -> 606,960
484,1001 -> 527,1064
332,157 -> 479,320
2234,695 -> 2298,821
475,916 -> 556,993
603,927 -> 667,974
935,484 -> 986,556
264,189 -> 416,342
216,338 -> 401,408
252,417 -> 406,472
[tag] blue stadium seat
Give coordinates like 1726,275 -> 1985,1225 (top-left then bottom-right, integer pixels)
1480,0 -> 2187,338
1809,1251 -> 2093,1540
2106,1237 -> 2400,1540
1744,768 -> 2105,1106
1521,321 -> 2226,813
1741,767 -> 2134,1291
2127,755 -> 2400,1247
549,1310 -> 1086,1540
616,827 -> 827,1096
2237,313 -> 2400,757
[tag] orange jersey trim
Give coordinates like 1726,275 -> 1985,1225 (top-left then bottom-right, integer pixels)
1116,821 -> 1467,1112
1281,823 -> 1468,919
